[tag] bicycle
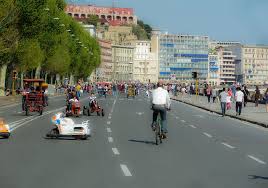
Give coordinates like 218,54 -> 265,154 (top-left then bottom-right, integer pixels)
154,112 -> 163,145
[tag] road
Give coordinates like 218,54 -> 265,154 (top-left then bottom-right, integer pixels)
0,93 -> 268,188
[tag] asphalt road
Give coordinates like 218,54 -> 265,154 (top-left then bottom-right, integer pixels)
0,93 -> 268,188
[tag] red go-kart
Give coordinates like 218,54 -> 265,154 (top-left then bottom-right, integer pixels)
83,100 -> 104,117
66,101 -> 81,117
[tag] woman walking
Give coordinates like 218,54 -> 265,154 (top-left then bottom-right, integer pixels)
255,86 -> 261,107
264,88 -> 268,112
206,85 -> 212,103
226,88 -> 232,110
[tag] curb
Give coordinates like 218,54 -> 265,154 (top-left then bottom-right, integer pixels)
172,98 -> 268,129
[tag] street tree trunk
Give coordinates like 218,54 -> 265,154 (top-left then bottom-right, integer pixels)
0,64 -> 7,96
44,73 -> 48,83
20,72 -> 24,89
69,74 -> 74,86
35,65 -> 41,79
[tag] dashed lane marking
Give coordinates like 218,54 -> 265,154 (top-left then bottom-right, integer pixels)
180,120 -> 186,123
175,116 -> 179,119
120,164 -> 132,177
188,125 -> 197,129
107,121 -> 111,125
108,116 -> 112,119
108,137 -> 114,143
107,128 -> 112,133
112,148 -> 120,155
203,132 -> 212,138
221,142 -> 236,149
247,155 -> 266,165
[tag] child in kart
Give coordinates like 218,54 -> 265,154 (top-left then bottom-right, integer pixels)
68,96 -> 80,113
89,93 -> 98,109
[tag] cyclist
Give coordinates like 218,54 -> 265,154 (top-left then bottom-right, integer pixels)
151,81 -> 171,138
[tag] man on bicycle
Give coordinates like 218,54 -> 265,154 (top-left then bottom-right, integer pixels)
151,81 -> 171,138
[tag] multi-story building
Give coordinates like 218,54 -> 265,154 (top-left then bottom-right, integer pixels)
217,47 -> 236,85
97,39 -> 112,81
242,45 -> 268,85
151,31 -> 209,82
207,54 -> 220,85
65,4 -> 137,26
112,44 -> 134,81
133,41 -> 158,83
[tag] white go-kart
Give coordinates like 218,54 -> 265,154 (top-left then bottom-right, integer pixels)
46,112 -> 91,140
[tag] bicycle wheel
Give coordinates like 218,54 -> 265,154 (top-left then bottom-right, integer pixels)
155,124 -> 160,145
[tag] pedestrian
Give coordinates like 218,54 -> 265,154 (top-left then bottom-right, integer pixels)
112,83 -> 117,96
242,85 -> 250,107
212,87 -> 217,103
206,85 -> 212,103
264,88 -> 268,112
235,87 -> 244,116
226,88 -> 232,110
255,86 -> 261,107
219,88 -> 227,117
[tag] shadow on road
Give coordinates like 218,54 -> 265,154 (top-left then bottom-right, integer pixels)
128,139 -> 155,145
248,175 -> 268,180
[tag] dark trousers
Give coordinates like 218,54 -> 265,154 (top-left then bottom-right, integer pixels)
207,95 -> 211,103
221,102 -> 226,116
213,97 -> 216,103
236,102 -> 242,115
152,105 -> 167,133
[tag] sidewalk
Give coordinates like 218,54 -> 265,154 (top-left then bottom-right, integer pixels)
172,94 -> 268,128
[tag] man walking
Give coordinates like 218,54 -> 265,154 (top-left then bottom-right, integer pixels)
219,88 -> 227,117
235,87 -> 244,116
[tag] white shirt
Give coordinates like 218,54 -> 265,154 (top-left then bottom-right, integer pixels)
152,87 -> 171,108
235,91 -> 244,102
219,91 -> 227,102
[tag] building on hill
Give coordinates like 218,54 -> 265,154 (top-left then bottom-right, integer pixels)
65,4 -> 137,26
133,41 -> 158,83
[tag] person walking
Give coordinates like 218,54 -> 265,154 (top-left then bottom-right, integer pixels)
235,87 -> 244,116
219,88 -> 227,117
226,88 -> 232,110
206,85 -> 212,103
212,87 -> 217,103
242,85 -> 250,107
255,86 -> 261,107
264,88 -> 268,112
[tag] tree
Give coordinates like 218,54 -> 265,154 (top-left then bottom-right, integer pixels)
84,15 -> 99,27
132,24 -> 148,40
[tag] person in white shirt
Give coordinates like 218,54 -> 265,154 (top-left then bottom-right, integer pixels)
235,87 -> 244,116
151,82 -> 171,137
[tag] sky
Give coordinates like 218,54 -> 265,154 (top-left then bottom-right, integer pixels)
67,0 -> 268,45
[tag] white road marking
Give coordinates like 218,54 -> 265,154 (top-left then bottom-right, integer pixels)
107,128 -> 112,133
136,112 -> 144,116
109,113 -> 112,117
108,137 -> 114,143
180,120 -> 186,123
108,116 -> 112,119
247,155 -> 266,165
175,116 -> 179,119
112,148 -> 120,155
203,132 -> 212,138
120,164 -> 132,177
221,142 -> 236,149
193,115 -> 204,118
188,125 -> 197,129
107,121 -> 111,125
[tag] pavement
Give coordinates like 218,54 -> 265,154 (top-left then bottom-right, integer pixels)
0,93 -> 268,188
172,94 -> 268,128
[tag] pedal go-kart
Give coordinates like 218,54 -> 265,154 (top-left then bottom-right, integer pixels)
127,85 -> 135,99
46,113 -> 91,140
83,100 -> 104,117
66,101 -> 81,117
0,118 -> 10,139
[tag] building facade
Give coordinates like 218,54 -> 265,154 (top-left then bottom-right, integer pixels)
207,54 -> 220,85
112,45 -> 134,81
242,45 -> 268,85
66,4 -> 137,25
217,47 -> 236,85
151,31 -> 209,82
97,39 -> 112,81
133,41 -> 158,83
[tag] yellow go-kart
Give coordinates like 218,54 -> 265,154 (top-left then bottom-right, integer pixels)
0,118 -> 10,139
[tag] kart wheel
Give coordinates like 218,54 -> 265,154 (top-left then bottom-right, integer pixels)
87,109 -> 91,116
102,110 -> 105,117
97,111 -> 100,116
2,133 -> 10,139
81,135 -> 87,140
39,107 -> 43,116
83,107 -> 87,115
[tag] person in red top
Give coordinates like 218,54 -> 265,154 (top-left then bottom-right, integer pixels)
206,85 -> 212,103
